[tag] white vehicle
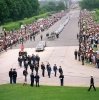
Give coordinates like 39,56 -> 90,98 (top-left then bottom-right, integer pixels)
35,44 -> 44,52
39,41 -> 46,47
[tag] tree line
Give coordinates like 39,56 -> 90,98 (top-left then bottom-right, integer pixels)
0,0 -> 67,25
79,0 -> 99,10
39,1 -> 67,14
0,0 -> 39,24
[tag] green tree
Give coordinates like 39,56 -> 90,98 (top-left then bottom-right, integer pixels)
56,2 -> 67,11
79,0 -> 99,10
0,0 -> 9,24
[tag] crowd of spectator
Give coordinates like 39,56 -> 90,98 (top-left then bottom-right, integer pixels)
0,10 -> 69,53
76,9 -> 99,68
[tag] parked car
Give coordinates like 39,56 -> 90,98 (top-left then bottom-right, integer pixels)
39,41 -> 46,47
35,44 -> 44,52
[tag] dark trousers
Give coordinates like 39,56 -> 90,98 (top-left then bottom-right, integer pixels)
78,56 -> 80,61
31,80 -> 34,86
31,68 -> 34,72
35,70 -> 38,74
88,85 -> 96,91
10,77 -> 13,84
24,76 -> 27,82
82,60 -> 84,65
42,70 -> 45,77
41,37 -> 42,41
13,77 -> 16,83
60,79 -> 63,86
33,38 -> 35,41
54,71 -> 57,77
48,72 -> 51,78
75,55 -> 77,60
36,81 -> 39,87
19,62 -> 22,67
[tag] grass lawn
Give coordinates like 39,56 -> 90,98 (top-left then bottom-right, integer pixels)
0,84 -> 98,100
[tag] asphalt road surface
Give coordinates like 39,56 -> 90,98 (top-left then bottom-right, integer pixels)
13,10 -> 79,49
0,10 -> 99,86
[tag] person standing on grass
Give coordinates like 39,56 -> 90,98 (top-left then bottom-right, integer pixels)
88,75 -> 96,91
23,68 -> 28,86
59,72 -> 64,86
30,72 -> 35,87
35,73 -> 40,87
9,68 -> 13,84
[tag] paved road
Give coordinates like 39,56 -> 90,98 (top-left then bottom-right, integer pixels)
0,10 -> 99,86
13,10 -> 79,49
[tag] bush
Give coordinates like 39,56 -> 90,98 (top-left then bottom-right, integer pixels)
2,12 -> 51,31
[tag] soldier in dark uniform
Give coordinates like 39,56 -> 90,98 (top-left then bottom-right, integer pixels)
35,73 -> 40,87
9,68 -> 13,84
33,35 -> 35,41
31,54 -> 36,64
13,69 -> 17,84
59,72 -> 64,86
23,55 -> 27,67
59,66 -> 63,75
78,50 -> 81,61
41,62 -> 45,77
30,62 -> 35,72
24,61 -> 28,71
81,54 -> 84,65
18,56 -> 23,67
35,55 -> 40,66
40,34 -> 43,41
23,68 -> 28,86
30,72 -> 35,87
27,55 -> 31,67
47,64 -> 51,78
74,49 -> 78,60
46,62 -> 50,72
53,64 -> 57,77
77,33 -> 79,39
88,75 -> 96,91
35,63 -> 39,74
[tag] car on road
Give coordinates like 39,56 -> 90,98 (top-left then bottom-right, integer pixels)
39,41 -> 46,47
35,43 -> 44,52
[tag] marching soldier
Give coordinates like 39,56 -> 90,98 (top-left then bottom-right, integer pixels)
88,75 -> 96,91
30,72 -> 35,87
23,68 -> 28,86
12,69 -> 17,84
9,68 -> 13,84
59,72 -> 64,86
53,64 -> 58,77
41,62 -> 45,77
35,73 -> 40,87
